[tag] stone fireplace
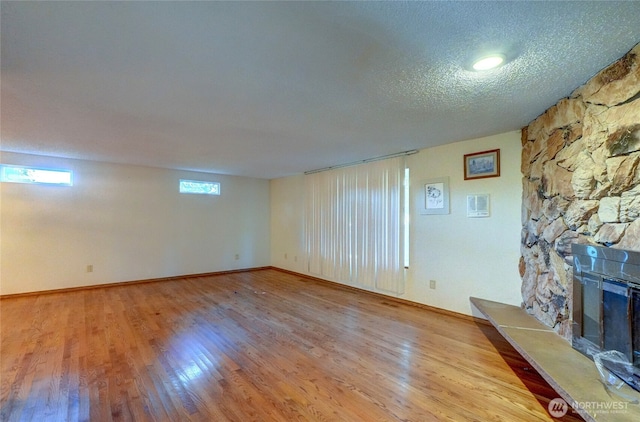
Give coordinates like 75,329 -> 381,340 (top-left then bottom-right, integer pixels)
520,43 -> 640,340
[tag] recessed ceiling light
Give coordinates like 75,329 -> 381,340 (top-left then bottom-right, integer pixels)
472,54 -> 506,71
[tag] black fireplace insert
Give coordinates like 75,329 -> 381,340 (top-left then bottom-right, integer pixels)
572,243 -> 640,391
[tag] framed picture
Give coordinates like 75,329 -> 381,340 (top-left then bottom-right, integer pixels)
419,177 -> 449,215
464,149 -> 500,180
467,194 -> 490,217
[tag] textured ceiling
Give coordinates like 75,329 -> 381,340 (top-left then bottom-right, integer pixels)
2,1 -> 640,179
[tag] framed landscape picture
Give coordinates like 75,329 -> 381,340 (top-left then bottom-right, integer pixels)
464,149 -> 500,180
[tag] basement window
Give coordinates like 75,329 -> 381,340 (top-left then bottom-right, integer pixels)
179,179 -> 220,195
0,164 -> 73,186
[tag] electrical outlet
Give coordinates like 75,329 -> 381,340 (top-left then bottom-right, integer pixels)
429,279 -> 436,289
234,254 -> 240,260
87,265 -> 93,273
294,256 -> 297,262
285,253 -> 288,259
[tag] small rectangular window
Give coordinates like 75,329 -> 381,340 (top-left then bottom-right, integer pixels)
179,179 -> 220,195
0,164 -> 73,186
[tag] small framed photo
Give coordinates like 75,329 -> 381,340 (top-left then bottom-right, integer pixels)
467,194 -> 490,217
464,149 -> 500,180
419,177 -> 449,215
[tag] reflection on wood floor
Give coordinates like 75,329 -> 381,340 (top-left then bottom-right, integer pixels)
0,269 -> 582,421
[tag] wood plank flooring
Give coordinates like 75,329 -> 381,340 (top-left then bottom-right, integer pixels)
1,269 -> 583,421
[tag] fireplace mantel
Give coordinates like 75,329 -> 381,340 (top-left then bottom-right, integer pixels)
471,297 -> 640,422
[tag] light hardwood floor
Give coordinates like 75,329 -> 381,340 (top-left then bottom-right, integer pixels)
1,269 -> 582,421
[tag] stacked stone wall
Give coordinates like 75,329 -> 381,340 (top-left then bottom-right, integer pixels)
520,43 -> 640,339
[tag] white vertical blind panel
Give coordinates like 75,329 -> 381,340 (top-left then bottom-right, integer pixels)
305,174 -> 321,275
304,156 -> 405,294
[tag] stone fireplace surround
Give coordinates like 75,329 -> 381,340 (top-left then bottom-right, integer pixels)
520,43 -> 640,339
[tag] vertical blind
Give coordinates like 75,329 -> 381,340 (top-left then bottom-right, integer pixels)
304,156 -> 405,294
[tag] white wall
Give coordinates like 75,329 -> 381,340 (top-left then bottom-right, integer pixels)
3,131 -> 522,312
270,131 -> 523,316
0,152 -> 270,295
270,173 -> 306,272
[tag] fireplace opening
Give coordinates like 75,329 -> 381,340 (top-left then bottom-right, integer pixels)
572,244 -> 640,392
